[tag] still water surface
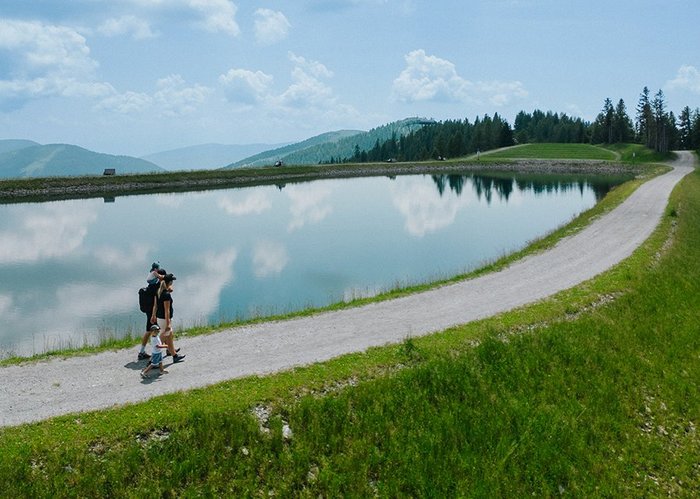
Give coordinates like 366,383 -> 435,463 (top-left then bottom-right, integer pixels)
0,171 -> 629,357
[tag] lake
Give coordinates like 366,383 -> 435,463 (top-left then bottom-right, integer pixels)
0,170 -> 630,357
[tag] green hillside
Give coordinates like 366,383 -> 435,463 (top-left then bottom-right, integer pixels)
224,130 -> 364,168
483,143 -> 618,160
0,144 -> 164,179
225,117 -> 436,168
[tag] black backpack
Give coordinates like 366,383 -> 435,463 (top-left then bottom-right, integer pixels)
138,286 -> 155,313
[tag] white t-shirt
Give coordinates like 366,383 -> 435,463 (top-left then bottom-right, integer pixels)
150,333 -> 163,350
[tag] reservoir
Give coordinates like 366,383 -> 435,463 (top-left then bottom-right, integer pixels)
0,170 -> 629,357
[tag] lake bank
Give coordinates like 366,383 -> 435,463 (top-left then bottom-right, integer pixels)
0,159 -> 640,203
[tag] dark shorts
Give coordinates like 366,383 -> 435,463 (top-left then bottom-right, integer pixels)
145,314 -> 155,332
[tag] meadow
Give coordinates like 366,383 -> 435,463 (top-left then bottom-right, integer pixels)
0,145 -> 697,497
482,142 -> 618,160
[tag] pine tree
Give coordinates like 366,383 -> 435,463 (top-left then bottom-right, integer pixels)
678,106 -> 693,149
692,109 -> 700,150
613,98 -> 634,143
652,89 -> 668,152
635,87 -> 653,147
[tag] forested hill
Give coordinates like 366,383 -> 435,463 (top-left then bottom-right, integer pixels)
223,130 -> 364,168
344,114 -> 514,163
344,88 -> 700,164
224,118 -> 437,168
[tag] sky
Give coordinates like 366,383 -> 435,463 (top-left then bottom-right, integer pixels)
0,0 -> 698,157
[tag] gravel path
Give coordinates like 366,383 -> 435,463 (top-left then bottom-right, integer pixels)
0,152 -> 695,428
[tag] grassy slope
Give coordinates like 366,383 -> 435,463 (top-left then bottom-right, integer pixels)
482,143 -> 619,160
0,150 -> 697,496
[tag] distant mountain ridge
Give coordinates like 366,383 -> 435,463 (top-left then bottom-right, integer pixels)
0,117 -> 437,179
0,141 -> 163,179
141,142 -> 289,171
0,139 -> 39,155
225,117 -> 435,168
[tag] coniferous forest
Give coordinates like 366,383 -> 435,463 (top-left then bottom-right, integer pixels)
342,87 -> 700,163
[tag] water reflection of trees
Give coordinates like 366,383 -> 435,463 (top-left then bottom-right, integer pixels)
430,173 -> 628,203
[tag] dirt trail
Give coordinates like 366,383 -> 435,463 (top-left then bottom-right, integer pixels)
0,152 -> 695,428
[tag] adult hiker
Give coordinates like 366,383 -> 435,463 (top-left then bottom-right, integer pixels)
137,263 -> 166,360
152,273 -> 185,363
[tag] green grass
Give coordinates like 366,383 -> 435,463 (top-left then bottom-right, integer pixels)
0,150 -> 697,496
603,142 -> 675,163
484,143 -> 619,161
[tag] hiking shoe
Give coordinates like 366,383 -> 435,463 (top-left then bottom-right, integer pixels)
172,354 -> 186,363
137,351 -> 150,360
164,348 -> 180,357
140,370 -> 148,379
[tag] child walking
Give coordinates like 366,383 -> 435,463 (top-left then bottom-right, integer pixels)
140,324 -> 169,379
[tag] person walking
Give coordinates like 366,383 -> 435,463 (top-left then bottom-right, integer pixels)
152,273 -> 185,362
140,324 -> 168,379
137,263 -> 165,360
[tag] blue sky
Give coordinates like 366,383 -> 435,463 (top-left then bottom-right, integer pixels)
0,0 -> 698,157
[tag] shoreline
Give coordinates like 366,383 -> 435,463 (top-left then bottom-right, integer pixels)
0,160 -> 639,203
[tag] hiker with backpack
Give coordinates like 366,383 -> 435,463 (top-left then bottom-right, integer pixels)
152,273 -> 186,363
137,263 -> 165,360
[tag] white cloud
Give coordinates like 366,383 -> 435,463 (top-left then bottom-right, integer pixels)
0,19 -> 115,103
254,8 -> 291,45
176,248 -> 238,321
392,49 -> 527,106
96,90 -> 153,113
218,190 -> 272,215
252,240 -> 289,278
93,243 -> 152,270
0,204 -> 97,264
0,294 -> 12,318
288,52 -> 334,79
219,68 -> 273,104
188,0 -> 240,36
154,74 -> 213,116
0,20 -> 95,75
220,52 -> 347,116
276,52 -> 335,109
278,66 -> 335,108
666,65 -> 700,94
120,0 -> 240,36
390,176 -> 471,237
286,183 -> 334,231
98,15 -> 157,40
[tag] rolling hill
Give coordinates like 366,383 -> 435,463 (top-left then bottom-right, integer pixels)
224,117 -> 436,168
226,117 -> 435,168
0,143 -> 164,179
0,139 -> 39,155
224,130 -> 364,169
141,142 -> 289,171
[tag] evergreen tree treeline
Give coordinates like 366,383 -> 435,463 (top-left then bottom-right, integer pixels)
345,114 -> 515,163
341,87 -> 700,163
